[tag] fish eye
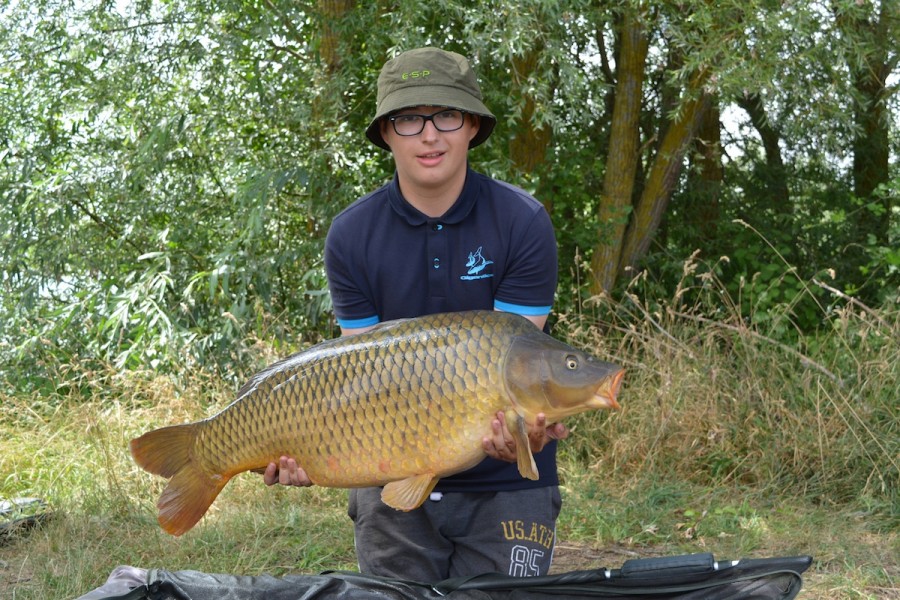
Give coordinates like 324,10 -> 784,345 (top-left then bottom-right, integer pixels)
565,355 -> 578,370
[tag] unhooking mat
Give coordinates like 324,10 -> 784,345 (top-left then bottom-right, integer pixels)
79,553 -> 813,599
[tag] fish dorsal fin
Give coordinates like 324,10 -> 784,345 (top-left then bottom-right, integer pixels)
507,409 -> 539,480
381,474 -> 440,511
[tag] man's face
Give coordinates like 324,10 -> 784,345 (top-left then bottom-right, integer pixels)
381,106 -> 479,193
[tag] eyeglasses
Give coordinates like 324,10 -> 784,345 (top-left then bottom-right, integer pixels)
387,110 -> 466,136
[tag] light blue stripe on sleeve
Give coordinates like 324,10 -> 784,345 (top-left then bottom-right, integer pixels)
493,300 -> 552,316
337,315 -> 380,329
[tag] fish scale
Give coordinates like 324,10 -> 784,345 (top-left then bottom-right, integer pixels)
131,310 -> 624,536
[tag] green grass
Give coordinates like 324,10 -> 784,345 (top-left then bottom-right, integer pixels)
0,390 -> 358,598
557,473 -> 898,592
1,270 -> 897,599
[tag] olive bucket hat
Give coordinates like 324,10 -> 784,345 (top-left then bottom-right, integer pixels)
365,47 -> 496,151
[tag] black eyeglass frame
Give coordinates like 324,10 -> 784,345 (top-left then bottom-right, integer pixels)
386,109 -> 467,136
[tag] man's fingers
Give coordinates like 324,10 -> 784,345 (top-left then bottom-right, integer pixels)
484,411 -> 567,460
263,461 -> 278,486
527,414 -> 546,450
278,456 -> 293,485
547,422 -> 569,440
483,413 -> 516,461
263,456 -> 312,487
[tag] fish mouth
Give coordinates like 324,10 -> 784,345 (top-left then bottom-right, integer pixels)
590,369 -> 624,410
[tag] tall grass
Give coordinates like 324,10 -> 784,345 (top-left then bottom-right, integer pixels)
0,257 -> 897,599
557,257 -> 897,521
552,258 -> 898,598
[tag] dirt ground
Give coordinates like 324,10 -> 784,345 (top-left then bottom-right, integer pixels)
550,541 -> 655,573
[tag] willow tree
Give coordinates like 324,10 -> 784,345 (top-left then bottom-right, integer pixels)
588,1 -> 798,295
3,0 -> 897,391
717,0 -> 899,303
0,0 -> 384,385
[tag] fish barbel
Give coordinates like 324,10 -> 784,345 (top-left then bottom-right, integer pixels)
131,311 -> 624,536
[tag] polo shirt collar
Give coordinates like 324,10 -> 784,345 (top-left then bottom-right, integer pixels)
387,166 -> 479,226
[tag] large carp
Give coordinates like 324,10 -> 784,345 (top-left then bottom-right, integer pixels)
131,311 -> 624,536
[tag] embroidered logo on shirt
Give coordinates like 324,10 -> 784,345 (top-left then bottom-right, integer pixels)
461,246 -> 494,281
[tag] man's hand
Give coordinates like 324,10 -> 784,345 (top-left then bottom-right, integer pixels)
482,411 -> 568,463
263,456 -> 313,487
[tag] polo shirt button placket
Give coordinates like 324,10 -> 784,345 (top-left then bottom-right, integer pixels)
432,223 -> 442,270
427,220 -> 448,311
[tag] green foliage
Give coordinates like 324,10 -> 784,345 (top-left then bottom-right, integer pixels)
1,0 -> 898,394
853,179 -> 900,304
1,0 -> 361,390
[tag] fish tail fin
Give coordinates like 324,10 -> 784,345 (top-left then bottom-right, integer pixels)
131,423 -> 229,536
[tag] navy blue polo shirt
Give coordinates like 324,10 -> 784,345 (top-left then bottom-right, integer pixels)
324,167 -> 559,492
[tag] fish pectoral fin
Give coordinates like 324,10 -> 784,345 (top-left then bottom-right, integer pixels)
508,410 -> 539,481
381,474 -> 440,511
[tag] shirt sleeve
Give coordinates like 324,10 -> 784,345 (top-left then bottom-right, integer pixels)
493,205 -> 558,316
324,219 -> 380,329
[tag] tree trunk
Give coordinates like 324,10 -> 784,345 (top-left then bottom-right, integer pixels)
318,0 -> 354,73
848,10 -> 892,246
590,7 -> 648,295
509,46 -> 554,211
617,84 -> 710,276
307,0 -> 354,234
685,98 -> 723,247
834,0 -> 896,296
309,0 -> 356,139
737,91 -> 790,210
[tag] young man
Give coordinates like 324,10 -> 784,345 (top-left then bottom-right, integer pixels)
265,47 -> 566,582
